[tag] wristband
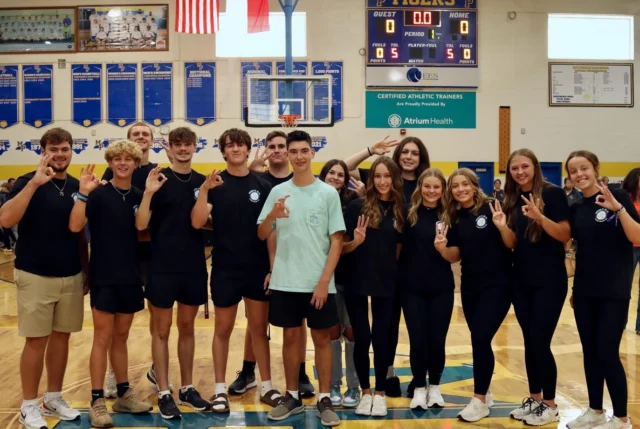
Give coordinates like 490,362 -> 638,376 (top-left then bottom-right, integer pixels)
615,206 -> 626,215
367,146 -> 372,156
76,192 -> 88,202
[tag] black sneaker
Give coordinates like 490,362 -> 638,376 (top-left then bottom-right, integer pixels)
299,373 -> 315,398
268,392 -> 304,421
228,370 -> 257,395
158,394 -> 181,420
178,387 -> 211,411
385,376 -> 402,398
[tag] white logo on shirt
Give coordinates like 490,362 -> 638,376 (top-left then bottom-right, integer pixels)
71,192 -> 79,202
248,189 -> 261,203
193,188 -> 199,200
476,215 -> 488,229
133,204 -> 139,215
595,208 -> 609,223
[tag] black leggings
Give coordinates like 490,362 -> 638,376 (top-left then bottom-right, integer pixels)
573,295 -> 629,418
387,288 -> 402,373
512,284 -> 567,400
461,285 -> 511,395
402,290 -> 454,387
344,295 -> 394,391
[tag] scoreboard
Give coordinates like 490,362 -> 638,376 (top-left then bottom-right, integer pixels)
365,0 -> 479,88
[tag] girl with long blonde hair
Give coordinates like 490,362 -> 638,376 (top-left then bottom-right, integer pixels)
341,156 -> 404,417
501,149 -> 570,426
435,168 -> 514,423
400,168 -> 453,410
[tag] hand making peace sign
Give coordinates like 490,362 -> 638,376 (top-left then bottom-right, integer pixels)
489,200 -> 507,228
434,222 -> 449,251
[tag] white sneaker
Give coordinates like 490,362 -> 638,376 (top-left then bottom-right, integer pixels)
410,387 -> 427,410
41,394 -> 81,421
427,385 -> 445,408
458,397 -> 490,422
355,393 -> 373,416
105,369 -> 117,398
523,402 -> 559,426
567,408 -> 608,429
371,394 -> 387,417
510,397 -> 540,420
486,391 -> 495,407
19,404 -> 47,429
592,416 -> 632,429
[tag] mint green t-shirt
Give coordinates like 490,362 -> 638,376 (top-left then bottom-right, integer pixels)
257,178 -> 346,294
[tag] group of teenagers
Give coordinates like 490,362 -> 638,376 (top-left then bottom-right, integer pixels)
0,122 -> 639,429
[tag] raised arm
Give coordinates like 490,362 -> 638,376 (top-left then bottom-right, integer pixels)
342,215 -> 368,254
191,169 -> 223,229
597,185 -> 640,244
344,136 -> 399,179
136,167 -> 167,231
434,224 -> 461,263
490,200 -> 516,249
521,194 -> 571,243
69,164 -> 101,232
257,195 -> 290,240
0,155 -> 54,228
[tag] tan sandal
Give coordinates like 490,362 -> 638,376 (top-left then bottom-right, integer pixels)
210,393 -> 230,413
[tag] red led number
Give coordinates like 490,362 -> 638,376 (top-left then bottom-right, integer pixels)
447,48 -> 454,59
391,47 -> 399,59
413,11 -> 431,25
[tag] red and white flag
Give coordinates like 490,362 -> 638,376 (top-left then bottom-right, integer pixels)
175,0 -> 220,34
247,0 -> 270,33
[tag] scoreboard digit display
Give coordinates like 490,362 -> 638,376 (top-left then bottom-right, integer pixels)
366,0 -> 479,88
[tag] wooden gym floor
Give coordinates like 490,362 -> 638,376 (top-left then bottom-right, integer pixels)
0,249 -> 639,428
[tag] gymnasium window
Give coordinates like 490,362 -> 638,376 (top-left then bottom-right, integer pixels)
548,14 -> 634,60
215,1 -> 307,58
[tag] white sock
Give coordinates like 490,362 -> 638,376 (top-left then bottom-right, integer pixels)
288,390 -> 299,400
261,380 -> 273,395
158,390 -> 171,398
22,399 -> 38,409
386,366 -> 395,378
180,384 -> 194,393
215,383 -> 227,395
44,392 -> 61,401
319,393 -> 330,401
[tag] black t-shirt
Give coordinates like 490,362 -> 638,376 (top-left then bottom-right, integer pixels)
334,191 -> 360,288
9,172 -> 82,277
149,168 -> 207,274
207,171 -> 272,278
259,171 -> 293,187
513,184 -> 569,288
447,202 -> 512,290
86,183 -> 143,287
570,188 -> 640,299
102,162 -> 157,192
359,167 -> 417,203
344,198 -> 402,297
400,205 -> 454,295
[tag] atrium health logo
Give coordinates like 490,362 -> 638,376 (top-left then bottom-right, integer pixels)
388,114 -> 402,128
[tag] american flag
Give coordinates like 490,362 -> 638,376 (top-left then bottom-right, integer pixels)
175,0 -> 220,34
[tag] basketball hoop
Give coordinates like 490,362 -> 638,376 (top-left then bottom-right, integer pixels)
278,114 -> 300,129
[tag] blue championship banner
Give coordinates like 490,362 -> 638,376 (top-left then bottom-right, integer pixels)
276,61 -> 308,117
241,61 -> 272,121
107,63 -> 138,128
23,64 -> 53,129
142,62 -> 173,126
0,65 -> 19,129
184,62 -> 216,126
312,61 -> 343,123
72,64 -> 103,128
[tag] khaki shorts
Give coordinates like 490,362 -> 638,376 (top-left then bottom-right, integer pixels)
15,269 -> 85,338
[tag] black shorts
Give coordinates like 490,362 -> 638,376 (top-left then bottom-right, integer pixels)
145,270 -> 208,309
91,284 -> 145,314
269,290 -> 338,330
211,271 -> 270,308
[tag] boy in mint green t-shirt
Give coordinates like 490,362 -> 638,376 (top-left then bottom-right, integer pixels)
257,130 -> 344,426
